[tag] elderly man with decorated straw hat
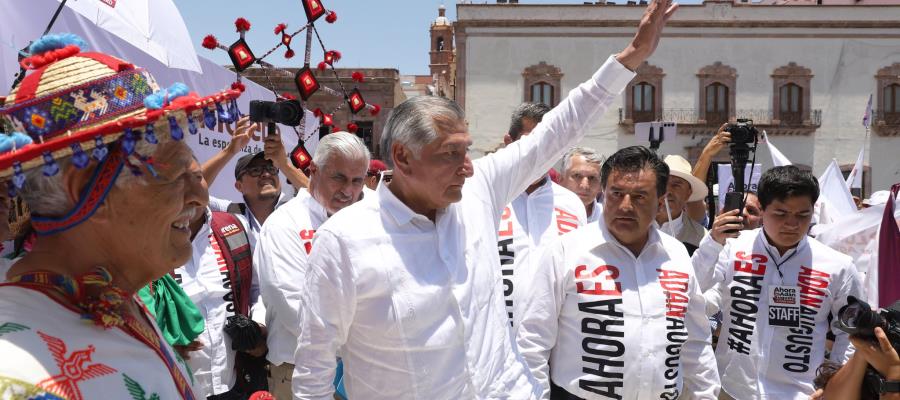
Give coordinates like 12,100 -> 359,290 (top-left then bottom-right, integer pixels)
0,33 -> 242,399
657,154 -> 709,252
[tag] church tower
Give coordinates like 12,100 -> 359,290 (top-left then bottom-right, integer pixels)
429,5 -> 455,99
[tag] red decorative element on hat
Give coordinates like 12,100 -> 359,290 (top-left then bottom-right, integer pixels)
284,49 -> 295,59
346,122 -> 358,133
202,35 -> 219,50
280,92 -> 297,100
317,61 -> 327,71
235,17 -> 252,33
230,81 -> 246,92
325,11 -> 338,23
274,23 -> 287,34
322,114 -> 333,126
351,71 -> 365,83
313,108 -> 323,118
19,45 -> 81,70
370,104 -> 381,116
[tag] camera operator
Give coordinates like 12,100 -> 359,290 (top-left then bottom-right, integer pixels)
706,166 -> 865,399
809,297 -> 900,400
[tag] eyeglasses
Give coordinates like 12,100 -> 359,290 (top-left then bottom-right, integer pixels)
241,164 -> 279,178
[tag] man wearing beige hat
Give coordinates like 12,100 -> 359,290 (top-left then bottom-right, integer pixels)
657,155 -> 709,251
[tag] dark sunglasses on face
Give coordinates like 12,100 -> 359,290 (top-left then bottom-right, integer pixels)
242,164 -> 279,178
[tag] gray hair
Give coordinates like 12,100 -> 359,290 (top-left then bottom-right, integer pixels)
563,146 -> 604,174
313,131 -> 371,170
19,123 -> 174,218
508,102 -> 551,141
380,96 -> 464,168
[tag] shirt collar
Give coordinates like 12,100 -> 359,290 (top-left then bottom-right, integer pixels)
757,228 -> 808,263
295,188 -> 329,223
378,182 -> 427,226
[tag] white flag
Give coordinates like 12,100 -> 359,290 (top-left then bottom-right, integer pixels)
863,94 -> 874,129
845,146 -> 865,190
762,130 -> 792,167
814,159 -> 858,226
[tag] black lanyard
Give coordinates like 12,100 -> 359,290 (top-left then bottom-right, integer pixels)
763,245 -> 799,284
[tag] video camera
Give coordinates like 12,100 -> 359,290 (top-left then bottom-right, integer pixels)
837,296 -> 900,351
249,99 -> 304,127
721,119 -> 760,227
836,296 -> 900,391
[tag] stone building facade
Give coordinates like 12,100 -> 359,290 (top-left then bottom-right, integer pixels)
454,0 -> 900,195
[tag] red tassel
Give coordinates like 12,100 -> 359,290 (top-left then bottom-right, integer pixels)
274,23 -> 287,34
346,123 -> 359,133
281,92 -> 297,100
323,114 -> 334,126
235,17 -> 252,32
230,82 -> 246,92
317,61 -> 327,71
313,108 -> 324,118
370,104 -> 381,116
285,49 -> 295,59
325,11 -> 338,23
351,71 -> 365,83
19,45 -> 81,70
202,35 -> 219,50
331,50 -> 342,62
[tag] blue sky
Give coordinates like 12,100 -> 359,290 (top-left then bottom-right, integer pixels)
175,0 -> 702,76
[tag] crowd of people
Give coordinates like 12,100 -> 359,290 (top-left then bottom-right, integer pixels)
0,1 -> 898,400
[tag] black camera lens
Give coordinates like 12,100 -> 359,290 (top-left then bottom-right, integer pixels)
249,99 -> 304,126
837,296 -> 884,338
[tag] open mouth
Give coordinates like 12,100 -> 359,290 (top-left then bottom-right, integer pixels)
170,209 -> 196,234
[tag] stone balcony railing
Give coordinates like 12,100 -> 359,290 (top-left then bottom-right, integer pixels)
618,108 -> 822,136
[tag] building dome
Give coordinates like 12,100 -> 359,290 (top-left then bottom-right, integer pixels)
433,5 -> 451,26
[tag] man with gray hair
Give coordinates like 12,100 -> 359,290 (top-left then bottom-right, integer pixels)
294,0 -> 678,398
497,102 -> 586,329
560,146 -> 606,223
253,131 -> 370,399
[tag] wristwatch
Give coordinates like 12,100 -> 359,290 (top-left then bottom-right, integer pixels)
882,380 -> 900,394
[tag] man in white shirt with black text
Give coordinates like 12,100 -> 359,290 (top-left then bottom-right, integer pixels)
707,165 -> 864,400
173,159 -> 267,399
498,102 -> 587,328
292,1 -> 679,398
253,132 -> 370,399
560,146 -> 605,224
516,146 -> 720,400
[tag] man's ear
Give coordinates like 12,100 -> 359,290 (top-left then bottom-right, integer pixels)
392,143 -> 413,176
308,162 -> 319,177
234,179 -> 243,193
503,134 -> 513,146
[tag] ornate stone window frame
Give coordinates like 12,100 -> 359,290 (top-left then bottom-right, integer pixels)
623,62 -> 664,123
522,61 -> 563,106
772,62 -> 813,125
697,62 -> 737,124
875,63 -> 900,136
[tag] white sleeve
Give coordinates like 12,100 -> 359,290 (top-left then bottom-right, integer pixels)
515,241 -> 567,400
253,219 -> 309,342
703,240 -> 733,317
692,233 -> 725,293
680,273 -> 721,399
208,196 -> 232,213
293,230 -> 356,400
829,260 -> 865,363
471,56 -> 634,218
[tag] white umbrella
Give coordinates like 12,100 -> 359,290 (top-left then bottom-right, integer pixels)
58,0 -> 202,72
